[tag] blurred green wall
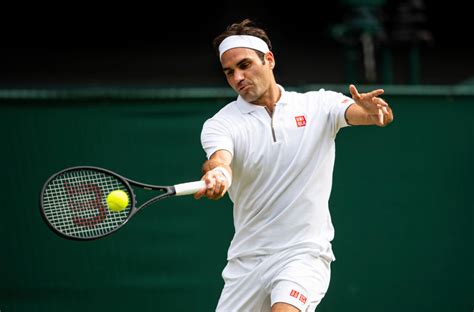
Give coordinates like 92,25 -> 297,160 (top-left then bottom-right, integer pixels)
0,86 -> 472,311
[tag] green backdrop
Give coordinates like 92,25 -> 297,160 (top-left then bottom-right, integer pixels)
0,86 -> 472,311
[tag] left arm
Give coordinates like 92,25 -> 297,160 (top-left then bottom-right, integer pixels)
345,84 -> 394,127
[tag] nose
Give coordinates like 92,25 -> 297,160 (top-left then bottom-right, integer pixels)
232,69 -> 244,82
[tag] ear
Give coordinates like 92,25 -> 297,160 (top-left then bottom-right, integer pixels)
266,52 -> 275,69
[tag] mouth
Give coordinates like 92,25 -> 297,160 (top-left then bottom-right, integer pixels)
239,84 -> 250,92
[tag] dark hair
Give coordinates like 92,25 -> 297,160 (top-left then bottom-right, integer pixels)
212,19 -> 272,61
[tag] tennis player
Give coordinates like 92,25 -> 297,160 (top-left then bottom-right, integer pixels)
194,19 -> 393,312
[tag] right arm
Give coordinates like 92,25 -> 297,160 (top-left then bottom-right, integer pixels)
194,149 -> 233,200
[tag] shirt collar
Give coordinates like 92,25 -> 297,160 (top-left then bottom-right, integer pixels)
235,84 -> 288,114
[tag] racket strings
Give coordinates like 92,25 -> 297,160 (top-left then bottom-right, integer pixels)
43,169 -> 132,239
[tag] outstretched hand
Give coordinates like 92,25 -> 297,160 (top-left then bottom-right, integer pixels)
349,84 -> 393,126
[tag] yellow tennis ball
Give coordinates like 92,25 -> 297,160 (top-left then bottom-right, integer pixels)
107,190 -> 129,212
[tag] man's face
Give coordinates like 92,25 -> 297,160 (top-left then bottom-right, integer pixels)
220,48 -> 274,104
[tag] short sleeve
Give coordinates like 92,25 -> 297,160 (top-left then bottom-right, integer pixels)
200,118 -> 234,159
321,90 -> 354,135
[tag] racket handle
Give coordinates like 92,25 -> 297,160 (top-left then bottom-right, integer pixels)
174,180 -> 206,196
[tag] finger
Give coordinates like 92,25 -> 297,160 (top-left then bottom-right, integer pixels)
385,109 -> 394,124
378,108 -> 383,125
375,103 -> 390,116
367,89 -> 384,98
194,189 -> 205,199
209,183 -> 225,200
204,177 -> 215,190
216,183 -> 226,199
205,187 -> 217,199
214,177 -> 223,194
201,175 -> 215,198
378,97 -> 388,106
220,179 -> 228,194
373,97 -> 389,107
349,84 -> 361,100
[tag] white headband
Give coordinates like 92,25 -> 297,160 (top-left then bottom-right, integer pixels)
218,35 -> 269,59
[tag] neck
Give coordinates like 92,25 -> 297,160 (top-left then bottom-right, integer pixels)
253,83 -> 281,113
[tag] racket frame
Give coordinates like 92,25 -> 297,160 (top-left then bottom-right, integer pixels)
40,166 -> 184,241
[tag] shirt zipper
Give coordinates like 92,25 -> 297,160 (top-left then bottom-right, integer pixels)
265,107 -> 277,142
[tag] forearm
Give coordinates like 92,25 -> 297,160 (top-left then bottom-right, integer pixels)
345,103 -> 373,126
345,103 -> 394,126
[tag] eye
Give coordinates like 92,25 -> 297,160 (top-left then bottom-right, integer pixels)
239,61 -> 250,69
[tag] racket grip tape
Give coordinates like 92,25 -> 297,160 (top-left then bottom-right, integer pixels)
174,180 -> 206,196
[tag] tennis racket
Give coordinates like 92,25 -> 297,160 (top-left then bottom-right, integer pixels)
40,166 -> 206,241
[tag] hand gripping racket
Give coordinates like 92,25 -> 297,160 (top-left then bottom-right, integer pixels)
40,166 -> 205,240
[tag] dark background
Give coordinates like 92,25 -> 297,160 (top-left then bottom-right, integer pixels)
1,0 -> 473,87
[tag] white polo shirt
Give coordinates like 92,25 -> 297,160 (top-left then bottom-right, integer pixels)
201,85 -> 353,261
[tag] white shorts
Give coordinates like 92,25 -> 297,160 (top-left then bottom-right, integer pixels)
215,249 -> 332,312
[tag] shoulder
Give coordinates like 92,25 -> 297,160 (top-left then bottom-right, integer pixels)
301,88 -> 346,100
202,101 -> 240,131
282,88 -> 338,102
295,88 -> 352,107
212,100 -> 240,119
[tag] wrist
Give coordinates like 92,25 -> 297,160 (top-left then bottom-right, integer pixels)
211,166 -> 232,187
